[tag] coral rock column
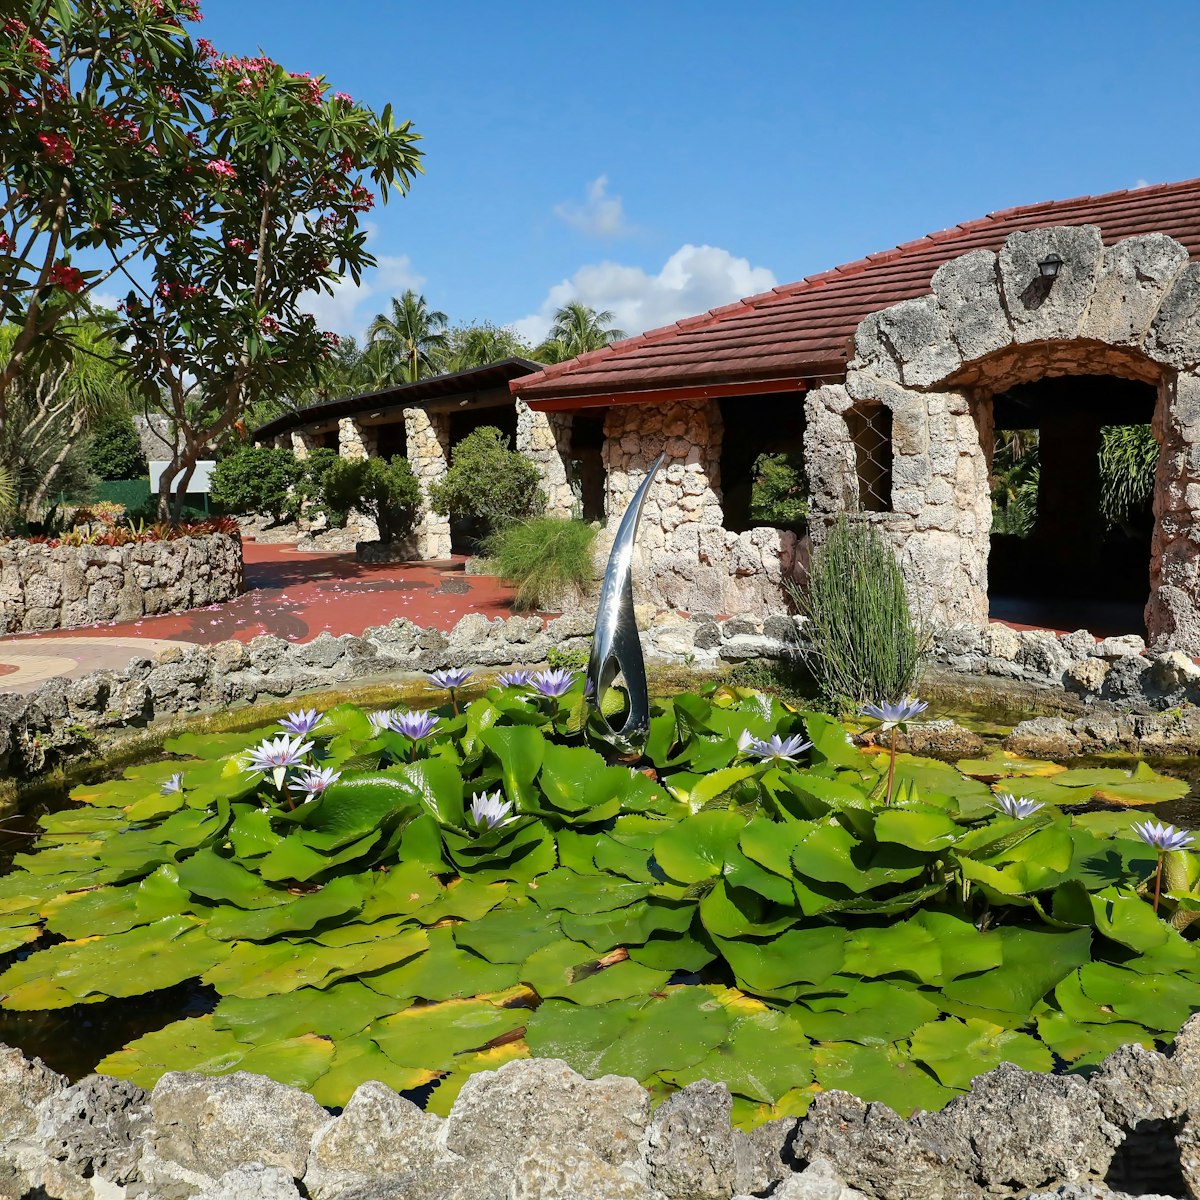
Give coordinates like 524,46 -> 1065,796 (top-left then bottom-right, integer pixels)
516,399 -> 575,517
404,406 -> 452,560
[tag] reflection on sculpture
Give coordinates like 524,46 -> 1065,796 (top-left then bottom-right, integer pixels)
585,452 -> 666,761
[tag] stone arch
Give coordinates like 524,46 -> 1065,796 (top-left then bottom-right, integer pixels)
808,226 -> 1200,650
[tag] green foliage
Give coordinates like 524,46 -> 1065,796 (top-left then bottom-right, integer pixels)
1,682 -> 1197,1125
794,516 -> 927,713
87,414 -> 148,481
547,644 -> 590,671
485,517 -> 598,611
750,453 -> 808,529
534,303 -> 626,364
428,426 -> 545,535
210,447 -> 300,522
367,290 -> 449,384
283,447 -> 341,525
1099,424 -> 1158,529
323,455 -> 422,544
990,429 -> 1039,538
441,322 -> 532,373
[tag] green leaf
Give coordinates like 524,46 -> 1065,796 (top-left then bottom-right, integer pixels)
204,875 -> 368,941
842,921 -> 942,985
364,926 -> 518,1002
797,980 -> 939,1044
213,981 -> 396,1042
527,869 -> 651,915
0,917 -> 228,1009
654,811 -> 746,885
454,905 -> 563,964
520,939 -> 670,1005
715,927 -> 847,997
812,1040 -> 960,1115
526,987 -> 730,1081
481,726 -> 544,811
372,997 -> 528,1069
1078,962 -> 1200,1032
942,927 -> 1092,1014
909,1017 -> 1053,1089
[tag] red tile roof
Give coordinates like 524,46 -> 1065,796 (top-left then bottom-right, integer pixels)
513,178 -> 1200,409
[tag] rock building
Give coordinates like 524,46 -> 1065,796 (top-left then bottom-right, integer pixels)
260,179 -> 1200,651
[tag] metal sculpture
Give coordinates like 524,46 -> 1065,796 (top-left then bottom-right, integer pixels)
585,452 -> 666,760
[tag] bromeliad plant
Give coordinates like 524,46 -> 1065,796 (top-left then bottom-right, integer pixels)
0,677 -> 1198,1126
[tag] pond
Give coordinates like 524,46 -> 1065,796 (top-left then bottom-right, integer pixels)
1,678 -> 1198,1127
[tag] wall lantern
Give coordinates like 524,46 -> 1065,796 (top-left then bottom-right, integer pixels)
1038,253 -> 1063,279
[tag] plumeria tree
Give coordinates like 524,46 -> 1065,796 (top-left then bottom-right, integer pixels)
116,51 -> 422,515
0,0 -> 211,442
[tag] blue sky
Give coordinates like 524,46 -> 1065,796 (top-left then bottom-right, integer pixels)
195,0 -> 1200,345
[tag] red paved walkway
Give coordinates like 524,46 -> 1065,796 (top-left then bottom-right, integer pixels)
0,542 -> 517,691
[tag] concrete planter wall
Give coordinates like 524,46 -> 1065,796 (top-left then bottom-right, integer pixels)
0,533 -> 243,634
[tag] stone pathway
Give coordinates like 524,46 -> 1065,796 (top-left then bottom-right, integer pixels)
0,540 -> 516,693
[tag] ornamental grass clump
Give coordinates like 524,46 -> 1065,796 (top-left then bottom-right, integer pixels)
485,516 -> 598,612
792,515 -> 928,714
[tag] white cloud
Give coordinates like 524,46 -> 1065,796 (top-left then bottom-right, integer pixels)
511,243 -> 778,346
1134,178 -> 1151,189
553,175 -> 632,238
299,252 -> 424,343
91,291 -> 121,311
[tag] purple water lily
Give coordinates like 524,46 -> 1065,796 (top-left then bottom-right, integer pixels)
993,793 -> 1044,819
532,668 -> 577,699
160,772 -> 184,796
737,730 -> 812,765
1133,819 -> 1195,914
1133,820 -> 1194,853
468,789 -> 515,832
279,708 -> 326,737
242,733 -> 314,789
497,669 -> 534,688
429,668 -> 474,690
388,709 -> 440,741
289,765 -> 341,803
859,695 -> 929,730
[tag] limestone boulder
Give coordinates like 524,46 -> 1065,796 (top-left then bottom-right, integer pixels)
644,1080 -> 738,1200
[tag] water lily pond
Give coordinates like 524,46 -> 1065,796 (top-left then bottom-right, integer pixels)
1,677 -> 1199,1128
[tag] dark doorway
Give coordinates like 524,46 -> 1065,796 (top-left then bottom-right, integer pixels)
372,419 -> 407,460
570,414 -> 606,522
988,374 -> 1157,634
718,395 -> 807,532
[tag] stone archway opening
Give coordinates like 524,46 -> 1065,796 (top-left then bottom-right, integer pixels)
987,373 -> 1158,635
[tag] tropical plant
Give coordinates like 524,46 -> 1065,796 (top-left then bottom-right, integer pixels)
209,446 -> 300,522
1099,424 -> 1158,530
428,425 -> 545,536
322,455 -> 422,544
485,517 -> 598,611
87,413 -> 148,481
0,317 -> 137,521
282,447 -> 341,525
440,322 -> 532,373
367,291 -> 449,384
750,453 -> 808,528
534,302 -> 626,364
990,429 -> 1039,537
793,515 -> 927,713
0,681 -> 1196,1127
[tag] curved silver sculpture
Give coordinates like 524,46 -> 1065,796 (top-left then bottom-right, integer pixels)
585,452 -> 667,760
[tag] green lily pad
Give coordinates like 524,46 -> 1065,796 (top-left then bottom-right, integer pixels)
212,981 -> 397,1042
371,997 -> 528,1070
520,939 -> 671,1005
364,926 -> 518,1001
526,986 -> 730,1082
909,1017 -> 1052,1089
812,1040 -> 960,1115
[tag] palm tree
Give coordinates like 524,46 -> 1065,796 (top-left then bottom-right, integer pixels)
534,302 -> 626,364
366,290 -> 450,383
445,322 -> 531,372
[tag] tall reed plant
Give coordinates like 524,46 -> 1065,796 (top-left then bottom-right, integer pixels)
789,515 -> 928,713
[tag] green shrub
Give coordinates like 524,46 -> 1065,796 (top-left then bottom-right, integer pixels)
283,447 -> 341,524
546,643 -> 590,670
791,515 -> 927,713
323,455 -> 422,543
428,426 -> 544,535
485,517 -> 597,611
86,414 -> 148,480
1099,423 -> 1158,529
210,446 -> 300,521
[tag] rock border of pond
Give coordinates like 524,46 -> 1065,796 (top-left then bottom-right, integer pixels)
1,609 -> 1197,788
1,1020 -> 1195,1200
